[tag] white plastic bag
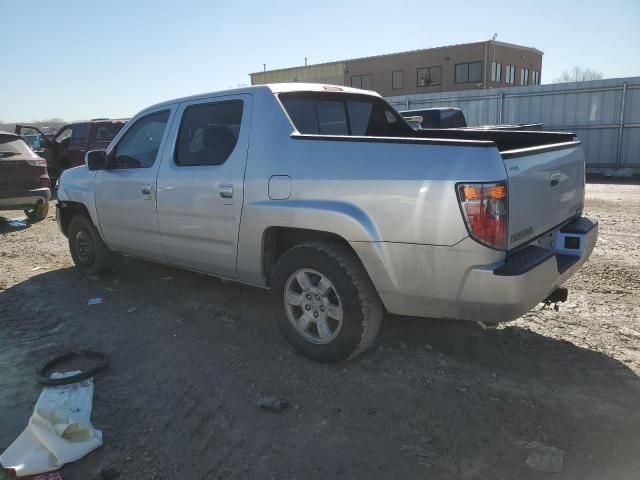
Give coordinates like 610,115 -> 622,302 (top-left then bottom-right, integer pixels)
0,372 -> 103,477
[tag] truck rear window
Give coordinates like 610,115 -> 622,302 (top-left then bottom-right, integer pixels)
440,110 -> 467,128
280,93 -> 411,137
94,124 -> 125,143
403,109 -> 467,129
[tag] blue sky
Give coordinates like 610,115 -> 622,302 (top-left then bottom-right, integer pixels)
1,0 -> 639,122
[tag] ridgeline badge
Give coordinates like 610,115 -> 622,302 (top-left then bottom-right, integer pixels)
510,226 -> 533,243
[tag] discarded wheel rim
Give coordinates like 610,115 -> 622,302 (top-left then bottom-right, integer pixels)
36,350 -> 110,386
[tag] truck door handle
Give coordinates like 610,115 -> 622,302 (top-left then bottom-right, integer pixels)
218,184 -> 234,199
141,183 -> 152,200
550,172 -> 561,187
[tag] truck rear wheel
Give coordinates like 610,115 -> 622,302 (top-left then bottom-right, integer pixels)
68,214 -> 119,278
24,201 -> 49,222
270,241 -> 383,363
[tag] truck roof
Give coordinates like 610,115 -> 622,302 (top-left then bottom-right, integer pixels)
144,83 -> 381,112
87,118 -> 128,123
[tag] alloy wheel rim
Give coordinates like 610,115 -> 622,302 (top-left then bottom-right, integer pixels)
75,229 -> 94,266
283,268 -> 344,344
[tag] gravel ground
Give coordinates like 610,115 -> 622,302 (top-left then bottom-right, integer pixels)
1,181 -> 639,480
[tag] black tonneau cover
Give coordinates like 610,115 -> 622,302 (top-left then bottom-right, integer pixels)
411,128 -> 576,152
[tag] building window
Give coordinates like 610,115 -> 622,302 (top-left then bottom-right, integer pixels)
417,66 -> 442,87
505,65 -> 515,84
491,62 -> 502,82
392,70 -> 404,90
531,71 -> 540,85
455,61 -> 483,83
351,74 -> 372,90
520,68 -> 529,85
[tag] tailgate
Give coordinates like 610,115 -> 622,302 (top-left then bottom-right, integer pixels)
503,141 -> 585,250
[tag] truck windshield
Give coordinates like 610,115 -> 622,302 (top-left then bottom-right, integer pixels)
280,93 -> 412,137
0,136 -> 37,158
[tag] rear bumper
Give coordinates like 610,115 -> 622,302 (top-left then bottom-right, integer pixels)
351,216 -> 598,323
457,217 -> 597,322
0,188 -> 51,210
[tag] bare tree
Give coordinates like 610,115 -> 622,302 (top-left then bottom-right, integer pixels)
555,66 -> 604,83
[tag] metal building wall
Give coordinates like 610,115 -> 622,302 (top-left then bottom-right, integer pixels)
386,77 -> 640,169
250,62 -> 346,86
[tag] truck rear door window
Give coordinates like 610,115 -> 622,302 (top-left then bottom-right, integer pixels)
280,93 -> 411,137
175,100 -> 243,166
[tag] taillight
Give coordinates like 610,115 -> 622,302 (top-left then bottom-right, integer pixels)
456,182 -> 508,250
40,176 -> 51,188
26,158 -> 47,167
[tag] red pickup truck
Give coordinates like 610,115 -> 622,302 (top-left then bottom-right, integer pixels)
16,119 -> 126,183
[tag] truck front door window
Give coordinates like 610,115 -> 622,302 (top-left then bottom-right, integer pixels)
112,111 -> 169,169
56,128 -> 72,144
19,127 -> 46,150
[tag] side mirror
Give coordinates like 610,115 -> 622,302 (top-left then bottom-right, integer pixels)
86,150 -> 108,171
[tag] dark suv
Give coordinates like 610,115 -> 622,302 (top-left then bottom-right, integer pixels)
0,131 -> 51,221
16,119 -> 126,182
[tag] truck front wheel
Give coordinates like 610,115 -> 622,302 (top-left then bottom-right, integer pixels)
270,241 -> 383,363
68,215 -> 120,278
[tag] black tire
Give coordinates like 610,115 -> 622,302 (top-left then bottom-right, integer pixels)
36,351 -> 110,386
68,214 -> 119,278
270,241 -> 383,363
24,201 -> 49,222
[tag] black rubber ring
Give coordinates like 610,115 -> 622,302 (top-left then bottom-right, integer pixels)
36,351 -> 110,386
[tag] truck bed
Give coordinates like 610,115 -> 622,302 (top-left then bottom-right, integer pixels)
411,128 -> 576,153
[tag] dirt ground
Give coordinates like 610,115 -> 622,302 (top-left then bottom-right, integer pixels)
1,181 -> 639,480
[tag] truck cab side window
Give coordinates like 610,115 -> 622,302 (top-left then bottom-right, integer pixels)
175,100 -> 243,166
111,110 -> 169,169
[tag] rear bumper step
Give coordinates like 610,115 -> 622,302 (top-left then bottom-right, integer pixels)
560,216 -> 597,235
494,246 -> 552,276
495,217 -> 598,277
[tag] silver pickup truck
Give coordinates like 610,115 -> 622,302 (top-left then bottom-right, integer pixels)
56,83 -> 597,363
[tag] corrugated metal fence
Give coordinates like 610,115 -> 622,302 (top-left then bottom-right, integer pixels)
386,77 -> 640,169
